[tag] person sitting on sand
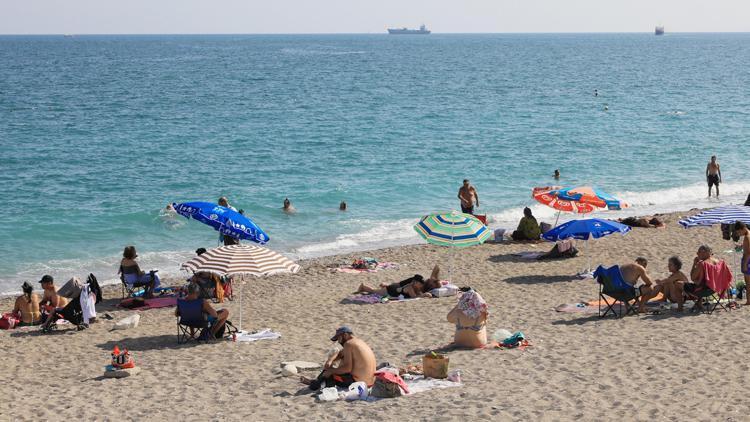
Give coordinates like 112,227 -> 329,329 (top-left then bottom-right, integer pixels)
356,265 -> 442,298
176,283 -> 229,338
38,275 -> 68,317
282,198 -> 296,213
619,257 -> 656,313
12,282 -> 41,326
301,326 -> 376,390
511,207 -> 541,241
639,256 -> 688,311
119,246 -> 161,298
447,289 -> 488,349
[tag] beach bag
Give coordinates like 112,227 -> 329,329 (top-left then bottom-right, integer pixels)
0,312 -> 20,330
370,377 -> 403,398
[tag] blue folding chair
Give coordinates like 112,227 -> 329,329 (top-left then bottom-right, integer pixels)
594,265 -> 640,317
176,298 -> 208,344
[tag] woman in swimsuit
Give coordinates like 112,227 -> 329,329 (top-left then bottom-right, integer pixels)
119,245 -> 161,298
12,282 -> 42,326
447,289 -> 488,348
355,266 -> 442,298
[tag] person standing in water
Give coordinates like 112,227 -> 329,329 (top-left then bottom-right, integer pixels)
282,198 -> 296,213
458,179 -> 479,215
553,169 -> 560,180
706,156 -> 722,197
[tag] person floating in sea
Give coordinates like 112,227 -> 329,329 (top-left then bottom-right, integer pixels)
458,179 -> 479,215
553,169 -> 560,180
339,201 -> 347,211
283,198 -> 296,214
706,155 -> 721,197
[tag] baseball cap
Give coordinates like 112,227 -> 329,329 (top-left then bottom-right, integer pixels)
39,275 -> 53,284
330,326 -> 353,341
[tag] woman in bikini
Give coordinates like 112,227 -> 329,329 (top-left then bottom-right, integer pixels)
13,282 -> 42,326
447,289 -> 488,348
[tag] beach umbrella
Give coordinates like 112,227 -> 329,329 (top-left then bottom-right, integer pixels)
181,244 -> 300,336
413,211 -> 491,282
532,186 -> 597,214
173,201 -> 269,245
542,218 -> 631,275
533,185 -> 629,227
678,205 -> 750,228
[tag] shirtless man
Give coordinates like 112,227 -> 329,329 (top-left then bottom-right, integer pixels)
458,179 -> 479,215
620,257 -> 656,313
706,156 -> 721,197
39,275 -> 68,316
301,326 -> 376,390
734,222 -> 750,305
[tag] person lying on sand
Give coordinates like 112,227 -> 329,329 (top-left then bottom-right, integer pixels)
639,256 -> 688,311
355,265 -> 442,298
447,289 -> 488,349
619,216 -> 665,228
12,282 -> 41,326
620,257 -> 656,313
301,326 -> 376,390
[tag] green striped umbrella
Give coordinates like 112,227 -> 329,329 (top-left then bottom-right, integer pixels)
413,211 -> 491,282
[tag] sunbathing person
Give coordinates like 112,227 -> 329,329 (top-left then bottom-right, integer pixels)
511,207 -> 542,241
301,326 -> 376,390
12,282 -> 41,326
356,266 -> 442,298
686,245 -> 721,311
620,257 -> 656,313
176,283 -> 229,338
640,256 -> 688,311
119,245 -> 161,298
447,289 -> 488,348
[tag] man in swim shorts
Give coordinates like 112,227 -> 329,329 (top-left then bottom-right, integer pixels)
620,257 -> 656,313
458,179 -> 479,215
734,222 -> 750,305
301,326 -> 376,390
706,155 -> 721,197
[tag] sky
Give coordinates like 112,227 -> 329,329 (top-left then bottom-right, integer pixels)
1,0 -> 748,34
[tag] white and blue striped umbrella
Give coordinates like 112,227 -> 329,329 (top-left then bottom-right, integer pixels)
678,205 -> 750,228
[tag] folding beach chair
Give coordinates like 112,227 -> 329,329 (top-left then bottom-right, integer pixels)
120,266 -> 146,299
685,260 -> 733,315
594,265 -> 640,317
176,298 -> 209,344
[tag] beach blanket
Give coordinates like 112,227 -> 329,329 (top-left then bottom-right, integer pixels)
332,262 -> 400,274
342,294 -> 419,304
119,296 -> 177,310
234,329 -> 281,342
320,375 -> 461,403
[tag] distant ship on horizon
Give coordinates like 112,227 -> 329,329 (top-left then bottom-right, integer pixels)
387,24 -> 431,35
655,26 -> 665,35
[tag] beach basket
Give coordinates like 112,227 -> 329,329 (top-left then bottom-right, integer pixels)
422,353 -> 450,379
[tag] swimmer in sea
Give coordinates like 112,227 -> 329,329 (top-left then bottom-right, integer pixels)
339,201 -> 347,211
283,198 -> 296,213
553,169 -> 560,180
594,89 -> 598,97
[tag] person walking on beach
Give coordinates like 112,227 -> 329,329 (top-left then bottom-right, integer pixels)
706,156 -> 721,197
458,179 -> 479,215
300,326 -> 376,390
734,222 -> 750,305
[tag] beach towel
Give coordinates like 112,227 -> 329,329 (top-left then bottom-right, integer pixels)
702,260 -> 733,294
234,328 -> 281,342
319,375 -> 461,403
332,262 -> 399,273
342,294 -> 419,304
119,296 -> 177,310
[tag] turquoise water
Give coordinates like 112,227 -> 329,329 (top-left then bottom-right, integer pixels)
2,33 -> 749,290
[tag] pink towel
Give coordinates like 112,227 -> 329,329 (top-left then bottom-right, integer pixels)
702,260 -> 733,294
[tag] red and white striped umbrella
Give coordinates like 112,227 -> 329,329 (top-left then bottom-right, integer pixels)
181,244 -> 300,277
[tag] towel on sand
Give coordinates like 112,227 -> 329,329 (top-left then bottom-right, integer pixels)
119,296 -> 177,310
320,375 -> 461,402
332,262 -> 399,274
234,329 -> 281,342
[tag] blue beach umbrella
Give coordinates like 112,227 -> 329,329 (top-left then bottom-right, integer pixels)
543,218 -> 631,275
173,201 -> 269,245
678,205 -> 750,228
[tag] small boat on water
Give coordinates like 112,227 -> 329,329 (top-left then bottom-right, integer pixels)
387,24 -> 431,35
655,26 -> 664,35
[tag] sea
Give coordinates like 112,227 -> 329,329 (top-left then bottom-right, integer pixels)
1,33 -> 749,292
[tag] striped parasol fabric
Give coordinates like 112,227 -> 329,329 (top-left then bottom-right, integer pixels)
414,212 -> 491,248
678,205 -> 750,228
181,244 -> 300,277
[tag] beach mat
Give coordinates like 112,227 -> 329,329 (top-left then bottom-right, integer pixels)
119,296 -> 177,310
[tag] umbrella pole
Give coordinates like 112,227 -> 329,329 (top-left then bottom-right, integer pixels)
239,275 -> 244,333
554,210 -> 561,227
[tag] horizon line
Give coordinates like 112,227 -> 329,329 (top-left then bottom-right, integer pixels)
1,30 -> 750,36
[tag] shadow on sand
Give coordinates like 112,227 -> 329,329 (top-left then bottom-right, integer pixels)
504,274 -> 577,285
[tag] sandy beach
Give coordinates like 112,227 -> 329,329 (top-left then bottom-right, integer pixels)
1,209 -> 749,421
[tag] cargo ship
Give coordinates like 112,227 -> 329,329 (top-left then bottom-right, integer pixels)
655,26 -> 664,35
387,24 -> 431,35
